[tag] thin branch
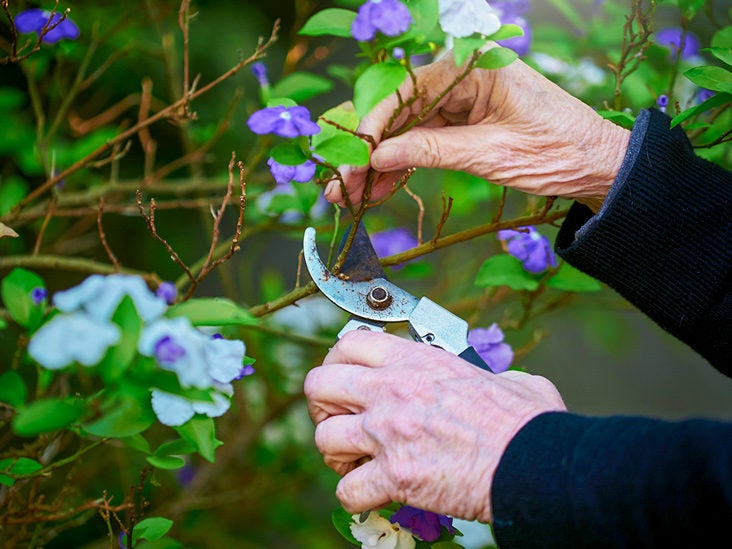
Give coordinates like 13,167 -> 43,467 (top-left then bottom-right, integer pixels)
136,190 -> 194,282
97,198 -> 121,271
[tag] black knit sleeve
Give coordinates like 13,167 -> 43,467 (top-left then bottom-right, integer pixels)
492,411 -> 732,548
555,108 -> 732,373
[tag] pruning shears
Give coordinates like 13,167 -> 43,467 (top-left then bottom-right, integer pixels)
302,223 -> 493,372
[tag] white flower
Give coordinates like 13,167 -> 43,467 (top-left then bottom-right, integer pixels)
350,513 -> 416,549
28,312 -> 121,369
438,0 -> 501,38
54,274 -> 167,322
151,385 -> 232,427
138,317 -> 212,389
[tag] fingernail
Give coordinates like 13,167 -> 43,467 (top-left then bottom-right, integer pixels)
324,180 -> 340,201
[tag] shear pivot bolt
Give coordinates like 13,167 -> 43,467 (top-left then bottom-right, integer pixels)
367,286 -> 392,310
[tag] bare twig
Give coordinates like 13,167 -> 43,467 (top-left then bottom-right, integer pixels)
403,184 -> 425,244
431,194 -> 453,245
97,198 -> 121,271
136,189 -> 194,282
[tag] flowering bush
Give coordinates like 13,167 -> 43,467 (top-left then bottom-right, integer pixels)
0,0 -> 730,547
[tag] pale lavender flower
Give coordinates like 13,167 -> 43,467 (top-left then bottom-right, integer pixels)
392,47 -> 406,60
655,27 -> 700,60
496,225 -> 557,273
15,8 -> 79,44
467,323 -> 513,373
390,506 -> 456,542
28,312 -> 121,369
351,0 -> 413,42
247,105 -> 320,138
53,274 -> 167,322
267,157 -> 316,185
438,0 -> 501,38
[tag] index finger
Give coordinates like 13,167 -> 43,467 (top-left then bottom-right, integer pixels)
323,330 -> 414,368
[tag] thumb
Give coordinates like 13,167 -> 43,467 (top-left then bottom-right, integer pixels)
371,125 -> 503,176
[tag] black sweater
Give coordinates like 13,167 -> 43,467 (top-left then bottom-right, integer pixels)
491,109 -> 732,548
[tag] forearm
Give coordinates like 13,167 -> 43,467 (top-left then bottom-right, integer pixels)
555,109 -> 732,373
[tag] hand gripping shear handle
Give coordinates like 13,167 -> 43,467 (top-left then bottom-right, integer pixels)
302,225 -> 493,372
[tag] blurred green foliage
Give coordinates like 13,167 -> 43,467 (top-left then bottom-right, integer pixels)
0,0 -> 730,547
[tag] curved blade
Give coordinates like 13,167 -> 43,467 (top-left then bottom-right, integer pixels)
303,227 -> 419,322
338,222 -> 387,282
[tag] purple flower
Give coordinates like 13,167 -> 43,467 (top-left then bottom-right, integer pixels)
351,0 -> 413,42
696,88 -> 715,104
496,225 -> 557,273
370,227 -> 418,270
15,8 -> 80,44
154,335 -> 187,365
392,47 -> 406,60
30,287 -> 48,305
655,27 -> 700,60
156,281 -> 177,304
390,505 -> 456,542
493,2 -> 532,56
247,105 -> 321,138
235,364 -> 255,379
656,94 -> 669,113
267,157 -> 316,185
251,62 -> 269,86
468,324 -> 513,373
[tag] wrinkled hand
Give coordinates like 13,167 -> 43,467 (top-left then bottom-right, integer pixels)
325,54 -> 630,212
304,330 -> 566,523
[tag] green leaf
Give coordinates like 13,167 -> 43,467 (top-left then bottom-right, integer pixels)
121,434 -> 152,455
313,133 -> 370,166
0,371 -> 27,407
712,26 -> 732,49
313,104 -> 360,147
353,62 -> 408,118
597,110 -> 636,129
270,142 -> 310,166
298,8 -> 357,37
266,97 -> 298,108
475,254 -> 539,291
0,457 -> 43,486
1,268 -> 46,329
489,23 -> 525,42
84,396 -> 155,438
271,72 -> 333,102
453,37 -> 488,67
132,517 -> 174,544
407,0 -> 439,38
13,398 -> 86,437
146,455 -> 187,470
97,296 -> 141,381
669,92 -> 731,128
174,416 -> 223,462
706,47 -> 732,67
684,65 -> 732,94
475,47 -> 518,70
546,262 -> 602,292
332,507 -> 360,546
166,298 -> 258,326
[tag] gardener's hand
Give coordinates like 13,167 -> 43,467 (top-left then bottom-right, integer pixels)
325,53 -> 630,212
304,330 -> 566,523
